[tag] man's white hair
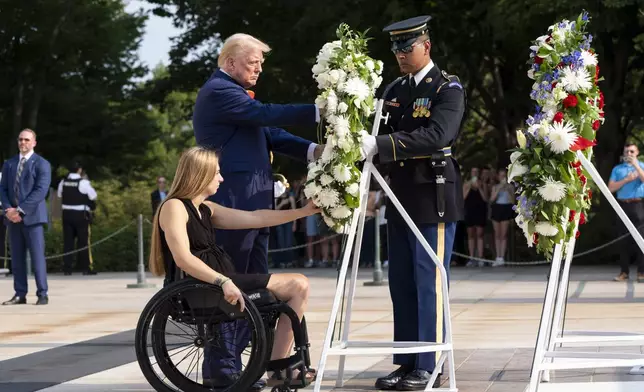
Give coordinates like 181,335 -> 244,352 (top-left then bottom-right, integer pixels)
218,33 -> 271,67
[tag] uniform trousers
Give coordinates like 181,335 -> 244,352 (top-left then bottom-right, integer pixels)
387,216 -> 456,373
203,170 -> 273,380
62,210 -> 92,273
617,200 -> 644,275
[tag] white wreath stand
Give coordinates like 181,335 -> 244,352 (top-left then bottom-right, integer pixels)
527,151 -> 644,392
312,97 -> 458,392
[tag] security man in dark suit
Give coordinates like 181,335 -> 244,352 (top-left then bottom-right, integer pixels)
57,161 -> 97,275
360,16 -> 466,390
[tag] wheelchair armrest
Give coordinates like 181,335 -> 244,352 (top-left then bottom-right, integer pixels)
246,288 -> 279,307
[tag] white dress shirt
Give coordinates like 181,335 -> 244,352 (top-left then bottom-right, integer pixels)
410,60 -> 435,87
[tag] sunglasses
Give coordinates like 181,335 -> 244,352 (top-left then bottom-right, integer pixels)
392,40 -> 427,54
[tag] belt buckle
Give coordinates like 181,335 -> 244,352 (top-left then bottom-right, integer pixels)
436,175 -> 446,184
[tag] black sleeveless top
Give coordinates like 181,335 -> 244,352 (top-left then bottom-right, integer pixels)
161,199 -> 236,282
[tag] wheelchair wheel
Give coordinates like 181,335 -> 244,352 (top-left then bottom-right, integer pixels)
135,279 -> 268,392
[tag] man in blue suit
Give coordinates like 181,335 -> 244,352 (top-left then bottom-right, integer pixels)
193,33 -> 321,389
0,129 -> 52,306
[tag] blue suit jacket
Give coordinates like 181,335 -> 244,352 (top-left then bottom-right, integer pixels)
0,153 -> 52,226
193,69 -> 317,174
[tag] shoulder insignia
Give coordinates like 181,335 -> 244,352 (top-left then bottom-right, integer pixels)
437,72 -> 463,93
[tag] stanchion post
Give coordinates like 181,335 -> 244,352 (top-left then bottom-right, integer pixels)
127,214 -> 156,289
364,213 -> 386,286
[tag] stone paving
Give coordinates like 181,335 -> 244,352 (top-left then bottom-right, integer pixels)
1,265 -> 644,392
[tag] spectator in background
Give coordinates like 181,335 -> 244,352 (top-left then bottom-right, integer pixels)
489,168 -> 514,267
463,167 -> 489,266
0,129 -> 51,305
608,143 -> 644,282
151,176 -> 167,215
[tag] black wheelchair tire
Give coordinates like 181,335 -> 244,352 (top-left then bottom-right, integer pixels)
134,279 -> 269,392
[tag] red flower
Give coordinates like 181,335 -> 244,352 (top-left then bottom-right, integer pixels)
557,61 -> 565,68
569,210 -> 576,222
592,120 -> 601,131
571,161 -> 582,168
580,175 -> 587,185
570,137 -> 597,152
553,112 -> 565,123
575,231 -> 581,239
595,66 -> 600,84
599,111 -> 604,118
552,82 -> 558,89
576,167 -> 583,176
580,213 -> 586,225
563,94 -> 578,108
599,91 -> 605,109
534,56 -> 544,64
588,189 -> 592,199
533,233 -> 539,245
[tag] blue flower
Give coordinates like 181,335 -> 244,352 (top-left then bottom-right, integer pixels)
535,104 -> 542,113
581,12 -> 589,22
532,63 -> 540,71
553,69 -> 560,79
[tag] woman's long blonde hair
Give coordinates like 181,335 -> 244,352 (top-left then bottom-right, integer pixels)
149,146 -> 220,276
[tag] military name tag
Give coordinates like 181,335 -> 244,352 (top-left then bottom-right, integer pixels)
412,98 -> 432,118
385,100 -> 400,107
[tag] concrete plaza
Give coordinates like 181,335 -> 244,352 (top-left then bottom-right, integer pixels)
2,265 -> 644,392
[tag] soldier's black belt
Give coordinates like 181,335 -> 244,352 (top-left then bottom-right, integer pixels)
430,148 -> 451,218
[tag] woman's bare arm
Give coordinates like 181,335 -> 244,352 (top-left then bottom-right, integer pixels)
205,200 -> 319,230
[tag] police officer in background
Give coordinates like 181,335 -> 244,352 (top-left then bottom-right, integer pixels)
57,161 -> 97,275
360,15 -> 466,390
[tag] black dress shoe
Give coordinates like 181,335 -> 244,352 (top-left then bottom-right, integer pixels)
2,295 -> 26,305
375,366 -> 412,390
203,372 -> 239,388
396,369 -> 440,391
35,296 -> 48,305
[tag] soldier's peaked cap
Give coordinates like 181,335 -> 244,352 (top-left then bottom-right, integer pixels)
383,15 -> 432,51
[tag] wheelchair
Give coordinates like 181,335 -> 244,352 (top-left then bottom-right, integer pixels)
134,279 -> 314,392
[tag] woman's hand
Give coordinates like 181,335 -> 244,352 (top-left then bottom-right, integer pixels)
303,200 -> 321,215
222,280 -> 245,312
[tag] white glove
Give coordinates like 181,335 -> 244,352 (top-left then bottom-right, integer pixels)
360,134 -> 378,161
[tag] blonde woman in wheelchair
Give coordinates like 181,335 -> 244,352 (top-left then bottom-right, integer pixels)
147,146 -> 319,390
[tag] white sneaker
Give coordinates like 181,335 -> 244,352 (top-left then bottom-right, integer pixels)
492,257 -> 505,267
304,260 -> 314,268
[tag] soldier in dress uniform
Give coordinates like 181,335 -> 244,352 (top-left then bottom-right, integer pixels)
360,15 -> 466,390
57,161 -> 98,275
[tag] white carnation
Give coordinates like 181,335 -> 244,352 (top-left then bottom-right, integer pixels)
319,174 -> 334,186
332,165 -> 352,183
317,41 -> 341,65
312,63 -> 327,75
307,163 -> 322,180
337,102 -> 348,114
315,94 -> 326,109
334,116 -> 350,137
341,77 -> 370,101
327,70 -> 343,86
331,205 -> 352,219
561,66 -> 593,93
581,50 -> 597,67
547,121 -> 577,154
535,221 -> 559,237
317,188 -> 340,208
316,72 -> 331,89
538,177 -> 567,202
304,182 -> 322,198
552,86 -> 568,102
326,90 -> 338,114
365,59 -> 375,71
323,214 -> 337,230
346,183 -> 360,197
527,69 -> 535,80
